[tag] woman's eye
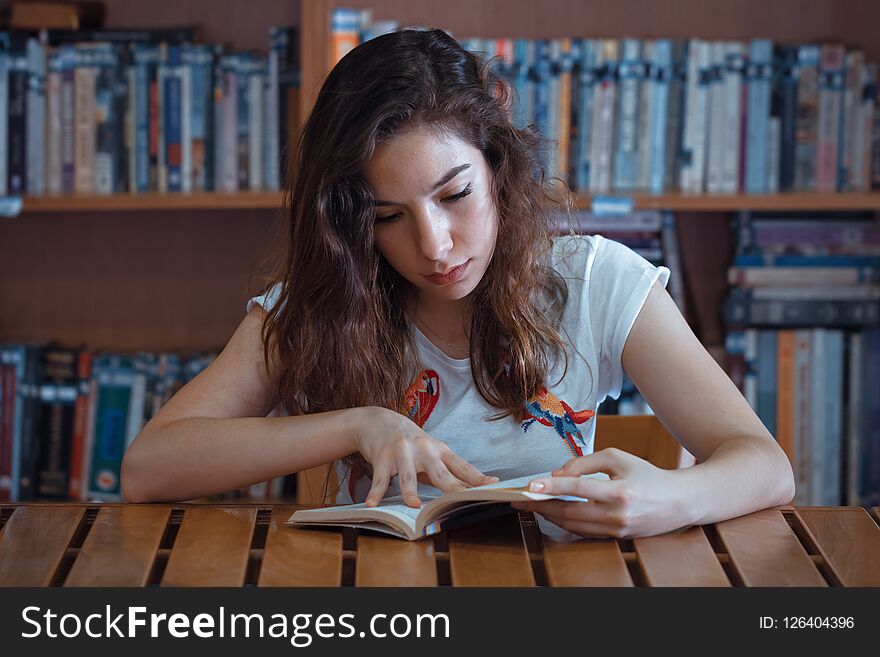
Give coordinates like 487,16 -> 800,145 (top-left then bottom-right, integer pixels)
443,183 -> 472,202
375,212 -> 401,224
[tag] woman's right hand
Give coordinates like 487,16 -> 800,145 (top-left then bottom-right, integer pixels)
353,406 -> 498,508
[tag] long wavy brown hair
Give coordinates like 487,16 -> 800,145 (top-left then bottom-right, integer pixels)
261,28 -> 579,463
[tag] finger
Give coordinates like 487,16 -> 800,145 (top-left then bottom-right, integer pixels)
526,475 -> 622,503
553,449 -> 628,477
395,448 -> 422,508
365,459 -> 394,507
422,461 -> 469,493
443,450 -> 498,487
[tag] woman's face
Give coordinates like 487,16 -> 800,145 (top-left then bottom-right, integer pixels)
364,125 -> 499,307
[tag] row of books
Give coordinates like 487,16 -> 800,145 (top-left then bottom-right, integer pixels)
462,37 -> 880,196
723,214 -> 880,506
0,25 -> 300,198
0,344 -> 262,503
725,328 -> 879,508
331,7 -> 880,195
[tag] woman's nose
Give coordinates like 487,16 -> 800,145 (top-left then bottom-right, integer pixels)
412,207 -> 453,261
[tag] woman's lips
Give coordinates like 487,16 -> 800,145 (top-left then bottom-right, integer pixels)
423,260 -> 470,286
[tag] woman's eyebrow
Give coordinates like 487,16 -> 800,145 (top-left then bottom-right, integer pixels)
374,163 -> 471,206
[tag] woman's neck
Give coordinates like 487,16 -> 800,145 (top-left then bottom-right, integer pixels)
411,295 -> 472,358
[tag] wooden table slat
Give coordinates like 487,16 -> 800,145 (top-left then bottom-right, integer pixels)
715,509 -> 826,587
65,506 -> 170,587
794,508 -> 880,586
0,506 -> 84,586
161,507 -> 256,587
259,507 -> 343,587
634,526 -> 730,587
356,535 -> 438,586
543,538 -> 633,587
448,512 -> 535,587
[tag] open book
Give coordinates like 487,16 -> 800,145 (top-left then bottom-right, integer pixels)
286,471 -> 609,541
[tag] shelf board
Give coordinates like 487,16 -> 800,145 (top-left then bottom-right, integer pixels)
19,192 -> 285,213
8,192 -> 880,214
574,192 -> 880,212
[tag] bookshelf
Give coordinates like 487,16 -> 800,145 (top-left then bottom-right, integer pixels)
2,0 -> 879,506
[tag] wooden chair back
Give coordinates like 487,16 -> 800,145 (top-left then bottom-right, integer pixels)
296,414 -> 684,505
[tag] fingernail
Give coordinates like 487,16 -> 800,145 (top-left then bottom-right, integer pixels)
486,475 -> 500,482
529,481 -> 545,492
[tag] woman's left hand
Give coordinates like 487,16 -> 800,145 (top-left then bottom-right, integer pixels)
511,448 -> 692,539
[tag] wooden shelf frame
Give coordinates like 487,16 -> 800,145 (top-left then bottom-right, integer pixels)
10,191 -> 880,213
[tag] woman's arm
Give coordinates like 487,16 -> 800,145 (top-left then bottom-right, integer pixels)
513,280 -> 795,538
620,279 -> 796,521
120,306 -> 359,503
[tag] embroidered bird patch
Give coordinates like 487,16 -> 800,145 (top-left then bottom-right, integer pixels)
522,386 -> 595,457
404,369 -> 440,428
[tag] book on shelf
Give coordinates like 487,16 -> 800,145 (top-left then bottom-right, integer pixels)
724,212 -> 880,507
0,24 -> 300,199
0,343 -> 293,503
287,471 -> 610,541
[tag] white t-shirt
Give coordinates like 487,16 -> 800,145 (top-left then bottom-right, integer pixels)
247,234 -> 670,504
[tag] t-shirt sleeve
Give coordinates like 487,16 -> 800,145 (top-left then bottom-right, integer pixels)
246,282 -> 284,315
589,236 -> 671,402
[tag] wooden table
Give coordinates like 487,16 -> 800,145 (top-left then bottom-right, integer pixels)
1,503 -> 878,587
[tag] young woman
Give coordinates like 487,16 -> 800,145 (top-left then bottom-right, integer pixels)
121,29 -> 795,539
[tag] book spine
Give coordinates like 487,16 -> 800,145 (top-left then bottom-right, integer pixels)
706,42 -> 726,194
180,49 -> 192,194
766,116 -> 781,193
845,332 -> 862,506
648,40 -> 671,194
0,351 -> 17,501
660,213 -> 687,315
46,50 -> 63,195
544,39 -> 560,181
636,40 -> 654,191
777,45 -> 799,191
36,349 -> 77,499
734,253 -> 880,268
265,30 -> 281,192
724,294 -> 880,327
775,330 -> 796,465
59,45 -> 76,194
808,328 -> 826,505
792,330 -> 811,505
663,40 -> 686,192
744,328 -> 759,411
26,37 -> 46,196
729,266 -> 878,287
248,58 -> 265,191
68,351 -> 92,501
839,51 -> 864,191
125,55 -> 135,193
556,38 -> 572,187
824,330 -> 844,505
725,329 -> 746,393
863,330 -> 880,506
17,346 -> 43,501
816,44 -> 845,192
588,39 -> 617,194
162,45 -> 182,192
853,63 -> 876,191
680,39 -> 710,193
756,330 -> 777,438
614,38 -> 642,191
188,45 -> 212,192
221,56 -> 238,192
570,39 -> 593,191
329,7 -> 360,67
7,49 -> 28,195
794,45 -> 820,190
74,45 -> 96,194
0,49 -> 9,196
86,355 -> 134,501
236,54 -> 250,191
744,39 -> 773,194
93,44 -> 118,195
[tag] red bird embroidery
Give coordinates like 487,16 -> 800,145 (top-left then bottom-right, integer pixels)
404,369 -> 441,428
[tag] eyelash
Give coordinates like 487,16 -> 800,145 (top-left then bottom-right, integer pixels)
375,183 -> 473,224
